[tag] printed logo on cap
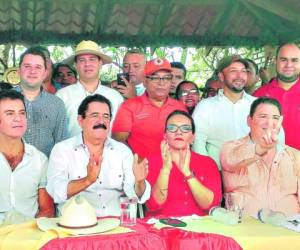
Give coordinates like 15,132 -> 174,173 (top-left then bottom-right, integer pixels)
154,58 -> 164,66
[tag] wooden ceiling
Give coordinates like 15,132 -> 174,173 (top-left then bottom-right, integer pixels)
0,0 -> 299,47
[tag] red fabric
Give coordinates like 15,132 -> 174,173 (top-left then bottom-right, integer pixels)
149,227 -> 242,250
41,219 -> 242,250
253,78 -> 300,150
146,152 -> 222,217
112,94 -> 186,158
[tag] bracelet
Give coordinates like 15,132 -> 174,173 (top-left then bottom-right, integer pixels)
184,171 -> 195,182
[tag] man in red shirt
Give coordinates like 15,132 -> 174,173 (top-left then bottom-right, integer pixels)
112,58 -> 186,159
253,43 -> 300,150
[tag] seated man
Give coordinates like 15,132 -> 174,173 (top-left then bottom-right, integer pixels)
220,97 -> 300,216
46,94 -> 150,216
0,90 -> 54,224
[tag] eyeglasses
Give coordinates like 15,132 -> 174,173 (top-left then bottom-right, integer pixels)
146,75 -> 172,83
166,124 -> 192,133
179,89 -> 199,97
85,112 -> 111,121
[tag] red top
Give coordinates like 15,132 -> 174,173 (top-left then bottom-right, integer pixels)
146,151 -> 222,217
112,94 -> 186,158
253,78 -> 300,150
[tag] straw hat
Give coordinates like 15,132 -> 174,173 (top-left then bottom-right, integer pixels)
66,40 -> 112,65
37,196 -> 120,235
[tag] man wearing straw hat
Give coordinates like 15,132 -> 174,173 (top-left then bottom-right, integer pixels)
56,40 -> 123,137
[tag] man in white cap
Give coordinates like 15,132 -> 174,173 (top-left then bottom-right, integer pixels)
56,40 -> 123,137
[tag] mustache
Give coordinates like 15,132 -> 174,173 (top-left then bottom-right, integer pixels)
93,123 -> 107,130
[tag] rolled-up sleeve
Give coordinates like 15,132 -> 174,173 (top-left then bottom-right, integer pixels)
46,143 -> 70,203
38,155 -> 48,189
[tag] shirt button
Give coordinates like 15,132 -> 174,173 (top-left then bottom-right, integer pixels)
99,194 -> 101,197
184,202 -> 188,206
102,206 -> 105,209
99,181 -> 102,184
184,191 -> 188,195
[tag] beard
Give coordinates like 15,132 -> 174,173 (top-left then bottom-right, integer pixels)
277,72 -> 299,83
224,80 -> 245,93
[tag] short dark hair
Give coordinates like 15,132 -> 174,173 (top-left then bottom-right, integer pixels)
0,89 -> 25,107
245,58 -> 259,75
175,80 -> 199,100
170,62 -> 187,78
78,94 -> 112,118
53,63 -> 77,79
165,110 -> 195,134
0,82 -> 13,91
250,97 -> 281,117
19,46 -> 47,69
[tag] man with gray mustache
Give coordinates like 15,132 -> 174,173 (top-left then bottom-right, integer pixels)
46,94 -> 150,216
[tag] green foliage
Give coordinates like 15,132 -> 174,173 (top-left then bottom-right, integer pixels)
1,44 -> 265,84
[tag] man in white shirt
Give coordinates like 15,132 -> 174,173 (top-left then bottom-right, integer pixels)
56,40 -> 123,137
112,49 -> 146,98
46,94 -> 150,216
192,55 -> 256,169
0,90 -> 54,224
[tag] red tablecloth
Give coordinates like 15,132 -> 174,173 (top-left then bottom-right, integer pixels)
41,219 -> 242,250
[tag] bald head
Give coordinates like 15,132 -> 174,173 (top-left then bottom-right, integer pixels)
276,43 -> 300,85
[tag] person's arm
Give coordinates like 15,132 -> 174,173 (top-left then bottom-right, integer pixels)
67,154 -> 102,198
192,102 -> 210,156
178,147 -> 214,209
132,154 -> 148,197
112,132 -> 130,144
36,188 -> 55,218
53,99 -> 69,142
151,141 -> 172,205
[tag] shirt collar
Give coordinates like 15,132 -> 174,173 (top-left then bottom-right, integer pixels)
141,92 -> 176,107
73,133 -> 114,151
217,89 -> 252,102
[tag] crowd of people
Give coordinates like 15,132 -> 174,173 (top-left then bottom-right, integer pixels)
0,40 -> 300,225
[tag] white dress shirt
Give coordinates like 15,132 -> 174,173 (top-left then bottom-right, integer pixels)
46,134 -> 150,216
0,143 -> 47,222
56,81 -> 123,137
192,90 -> 256,169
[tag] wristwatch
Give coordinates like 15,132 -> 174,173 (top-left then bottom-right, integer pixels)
184,171 -> 195,182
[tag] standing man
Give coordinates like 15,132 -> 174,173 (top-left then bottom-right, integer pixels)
15,46 -> 68,156
0,90 -> 54,224
170,62 -> 186,97
244,58 -> 260,94
47,94 -> 150,216
254,43 -> 300,150
56,40 -> 123,137
192,55 -> 256,169
112,49 -> 147,98
112,58 -> 186,159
